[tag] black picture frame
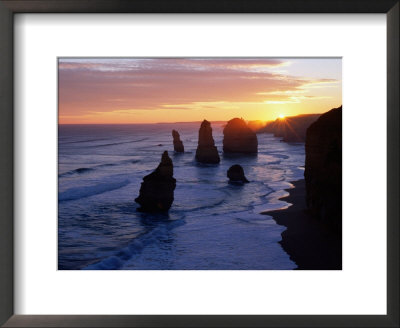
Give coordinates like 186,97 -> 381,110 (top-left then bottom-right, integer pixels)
0,1 -> 398,327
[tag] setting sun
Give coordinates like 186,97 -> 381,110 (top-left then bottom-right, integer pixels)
279,114 -> 285,119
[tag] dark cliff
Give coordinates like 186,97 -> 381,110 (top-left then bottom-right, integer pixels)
304,106 -> 342,234
247,120 -> 266,132
258,114 -> 321,142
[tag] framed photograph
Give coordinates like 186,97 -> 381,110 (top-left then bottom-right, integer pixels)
0,1 -> 398,327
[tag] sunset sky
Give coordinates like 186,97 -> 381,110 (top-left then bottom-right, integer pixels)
58,58 -> 341,124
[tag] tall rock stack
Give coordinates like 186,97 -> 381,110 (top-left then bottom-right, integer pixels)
135,151 -> 176,212
223,118 -> 258,153
172,129 -> 184,152
195,120 -> 220,164
305,106 -> 342,234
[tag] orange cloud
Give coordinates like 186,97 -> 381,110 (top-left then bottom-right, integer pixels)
58,58 -> 341,124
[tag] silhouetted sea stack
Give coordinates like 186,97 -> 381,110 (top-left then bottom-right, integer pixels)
223,118 -> 258,153
305,106 -> 342,234
135,151 -> 176,212
172,129 -> 184,152
227,165 -> 249,183
195,120 -> 220,164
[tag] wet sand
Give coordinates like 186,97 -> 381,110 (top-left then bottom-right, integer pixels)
264,179 -> 342,270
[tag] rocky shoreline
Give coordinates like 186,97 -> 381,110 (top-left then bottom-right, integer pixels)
263,179 -> 342,270
264,106 -> 342,269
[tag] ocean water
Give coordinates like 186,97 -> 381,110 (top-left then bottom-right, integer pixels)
58,123 -> 305,270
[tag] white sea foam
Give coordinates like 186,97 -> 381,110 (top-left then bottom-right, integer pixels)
59,179 -> 130,202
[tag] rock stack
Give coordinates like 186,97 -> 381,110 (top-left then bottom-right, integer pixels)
227,165 -> 249,183
172,129 -> 184,152
135,151 -> 176,212
195,120 -> 220,164
305,106 -> 342,234
223,118 -> 258,153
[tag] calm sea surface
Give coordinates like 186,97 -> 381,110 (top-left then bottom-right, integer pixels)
58,123 -> 304,270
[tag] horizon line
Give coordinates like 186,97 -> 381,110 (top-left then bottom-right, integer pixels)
58,110 -> 335,125
58,120 -> 228,125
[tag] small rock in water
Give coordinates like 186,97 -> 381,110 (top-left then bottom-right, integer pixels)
172,129 -> 184,152
135,151 -> 176,212
227,164 -> 249,183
